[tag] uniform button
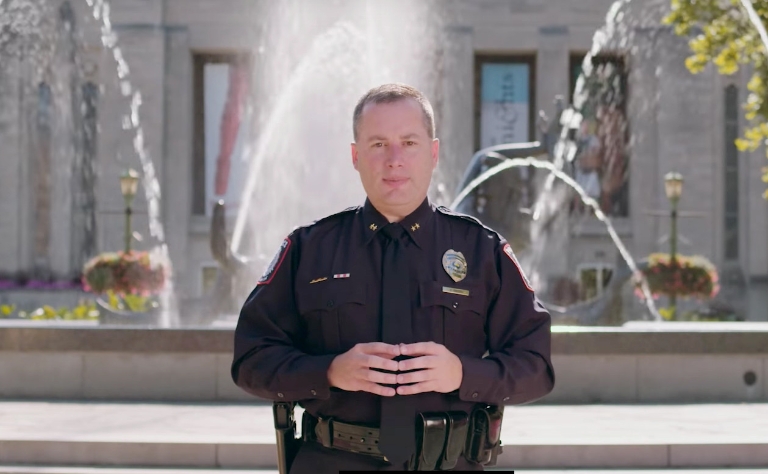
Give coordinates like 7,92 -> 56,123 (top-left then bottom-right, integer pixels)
452,302 -> 459,309
327,300 -> 335,308
277,392 -> 284,398
310,389 -> 317,396
472,392 -> 478,398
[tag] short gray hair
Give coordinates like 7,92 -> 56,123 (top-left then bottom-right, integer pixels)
352,83 -> 435,141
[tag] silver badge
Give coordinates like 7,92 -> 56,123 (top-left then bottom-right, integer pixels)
442,249 -> 467,283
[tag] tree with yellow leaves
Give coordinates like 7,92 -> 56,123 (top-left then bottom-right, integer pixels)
664,0 -> 768,197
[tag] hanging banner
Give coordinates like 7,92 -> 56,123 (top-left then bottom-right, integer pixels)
204,62 -> 250,216
479,62 -> 530,148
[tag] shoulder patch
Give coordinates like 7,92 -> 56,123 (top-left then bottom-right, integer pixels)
436,206 -> 504,241
257,237 -> 291,285
296,205 -> 359,232
502,242 -> 534,292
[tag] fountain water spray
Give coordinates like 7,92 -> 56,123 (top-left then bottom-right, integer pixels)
451,156 -> 662,322
739,0 -> 768,53
84,0 -> 177,326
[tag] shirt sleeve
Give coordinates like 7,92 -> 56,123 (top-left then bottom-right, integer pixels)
231,232 -> 337,401
457,240 -> 555,406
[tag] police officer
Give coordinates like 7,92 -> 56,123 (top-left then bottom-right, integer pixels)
231,83 -> 555,472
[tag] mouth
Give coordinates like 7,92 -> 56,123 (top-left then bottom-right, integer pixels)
383,177 -> 409,187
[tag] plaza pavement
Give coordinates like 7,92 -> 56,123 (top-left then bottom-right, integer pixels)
0,401 -> 766,471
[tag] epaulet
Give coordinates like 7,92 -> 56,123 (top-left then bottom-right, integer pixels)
290,205 -> 360,234
436,206 -> 504,241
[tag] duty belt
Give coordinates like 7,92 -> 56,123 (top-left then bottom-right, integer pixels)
302,405 -> 503,471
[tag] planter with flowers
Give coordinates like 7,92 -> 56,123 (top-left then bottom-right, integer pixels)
635,252 -> 720,320
82,250 -> 167,324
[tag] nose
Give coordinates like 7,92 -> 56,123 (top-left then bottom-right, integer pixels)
385,144 -> 405,168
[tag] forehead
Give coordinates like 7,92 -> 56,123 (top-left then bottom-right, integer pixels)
358,98 -> 428,137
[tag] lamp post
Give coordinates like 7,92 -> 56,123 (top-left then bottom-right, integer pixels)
120,168 -> 140,254
664,171 -> 684,319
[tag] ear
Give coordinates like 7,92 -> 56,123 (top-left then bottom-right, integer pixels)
351,142 -> 359,170
431,138 -> 440,169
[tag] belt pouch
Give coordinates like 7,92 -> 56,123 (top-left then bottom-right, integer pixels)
484,405 -> 504,466
416,413 -> 448,471
465,408 -> 489,464
438,411 -> 469,470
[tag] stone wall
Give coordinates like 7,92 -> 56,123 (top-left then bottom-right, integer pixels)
1,324 -> 765,403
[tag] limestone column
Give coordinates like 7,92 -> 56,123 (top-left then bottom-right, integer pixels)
535,25 -> 571,278
0,55 -> 23,277
436,24 -> 474,200
96,22 -> 166,257
163,26 -> 192,299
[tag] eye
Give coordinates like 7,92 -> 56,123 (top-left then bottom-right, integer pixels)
405,140 -> 416,146
372,142 -> 384,148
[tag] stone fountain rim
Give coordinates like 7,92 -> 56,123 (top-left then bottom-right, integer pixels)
1,322 -> 767,355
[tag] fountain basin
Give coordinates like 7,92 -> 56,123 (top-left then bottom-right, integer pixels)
1,322 -> 766,404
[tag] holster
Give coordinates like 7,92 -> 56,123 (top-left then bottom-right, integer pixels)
464,404 -> 504,466
273,401 -> 302,474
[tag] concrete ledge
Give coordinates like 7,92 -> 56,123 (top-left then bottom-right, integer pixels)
1,323 -> 768,354
1,324 -> 767,402
0,325 -> 233,353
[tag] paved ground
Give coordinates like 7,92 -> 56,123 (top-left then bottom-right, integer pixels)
1,401 -> 767,470
3,401 -> 767,445
0,467 -> 767,473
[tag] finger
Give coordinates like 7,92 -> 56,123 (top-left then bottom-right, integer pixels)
364,354 -> 399,372
399,341 -> 443,357
364,368 -> 398,385
396,368 -> 434,385
368,352 -> 399,361
356,342 -> 401,357
398,355 -> 439,372
360,382 -> 396,397
396,381 -> 436,396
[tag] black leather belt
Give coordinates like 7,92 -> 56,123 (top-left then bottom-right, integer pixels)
302,412 -> 386,459
302,410 -> 474,470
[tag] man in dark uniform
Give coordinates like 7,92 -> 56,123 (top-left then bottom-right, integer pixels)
231,83 -> 555,472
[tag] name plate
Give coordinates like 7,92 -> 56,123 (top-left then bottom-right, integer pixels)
442,286 -> 470,297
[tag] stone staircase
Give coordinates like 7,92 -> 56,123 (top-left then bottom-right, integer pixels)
1,401 -> 767,472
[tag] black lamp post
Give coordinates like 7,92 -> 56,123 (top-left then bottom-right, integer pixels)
120,168 -> 140,254
664,171 -> 683,319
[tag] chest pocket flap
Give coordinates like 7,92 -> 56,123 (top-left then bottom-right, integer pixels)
419,280 -> 486,316
296,279 -> 367,314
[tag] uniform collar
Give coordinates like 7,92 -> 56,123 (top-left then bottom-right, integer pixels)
361,197 -> 435,249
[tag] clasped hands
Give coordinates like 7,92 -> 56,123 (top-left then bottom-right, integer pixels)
327,342 -> 463,397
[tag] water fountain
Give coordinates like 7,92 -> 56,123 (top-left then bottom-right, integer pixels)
1,0 -> 767,415
1,0 -> 762,326
0,0 -> 177,325
206,0 -> 666,325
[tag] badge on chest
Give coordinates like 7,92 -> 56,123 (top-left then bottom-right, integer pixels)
442,249 -> 467,283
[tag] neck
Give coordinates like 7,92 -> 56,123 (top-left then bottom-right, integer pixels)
372,198 -> 425,223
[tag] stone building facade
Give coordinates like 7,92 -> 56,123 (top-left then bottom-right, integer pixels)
0,0 -> 766,320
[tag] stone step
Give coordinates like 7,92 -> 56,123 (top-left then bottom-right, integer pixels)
1,467 -> 767,474
0,469 -> 272,474
1,401 -> 767,469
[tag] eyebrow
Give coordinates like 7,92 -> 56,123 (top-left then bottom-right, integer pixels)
366,133 -> 421,143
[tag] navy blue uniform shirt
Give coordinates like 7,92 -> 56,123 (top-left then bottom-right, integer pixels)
231,198 -> 555,424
